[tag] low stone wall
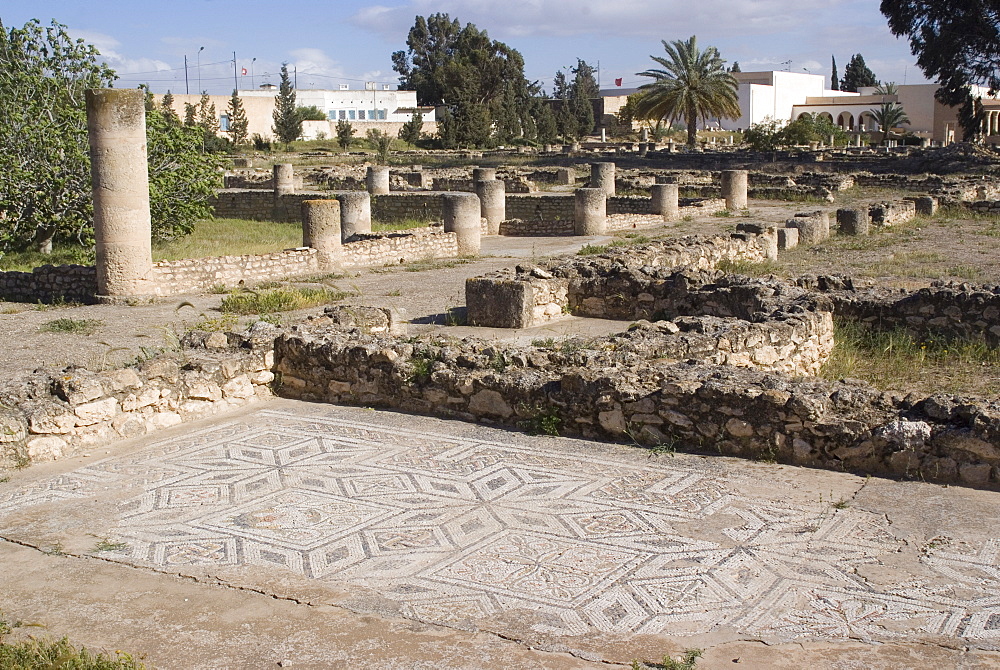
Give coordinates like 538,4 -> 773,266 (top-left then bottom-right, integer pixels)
869,199 -> 916,226
962,200 -> 1000,214
0,330 -> 277,465
467,234 -> 771,328
1,229 -> 459,302
272,323 -> 1000,489
0,265 -> 97,304
802,276 -> 1000,345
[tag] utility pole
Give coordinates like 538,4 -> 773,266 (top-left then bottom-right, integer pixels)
184,55 -> 189,94
233,51 -> 238,93
197,46 -> 204,93
294,65 -> 297,89
251,58 -> 256,90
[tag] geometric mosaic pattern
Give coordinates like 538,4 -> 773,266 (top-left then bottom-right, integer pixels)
2,405 -> 1000,644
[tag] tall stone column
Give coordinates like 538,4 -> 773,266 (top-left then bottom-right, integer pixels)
366,165 -> 390,195
476,179 -> 506,235
472,167 -> 496,183
721,169 -> 748,210
86,89 -> 153,300
651,184 -> 679,221
574,188 -> 607,235
301,199 -> 342,270
338,192 -> 372,241
590,162 -> 616,196
443,193 -> 481,256
273,163 -> 295,197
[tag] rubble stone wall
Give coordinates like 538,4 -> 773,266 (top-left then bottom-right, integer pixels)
0,265 -> 98,304
272,324 -> 1000,489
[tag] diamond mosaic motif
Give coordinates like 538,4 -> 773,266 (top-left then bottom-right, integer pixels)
2,404 -> 1000,644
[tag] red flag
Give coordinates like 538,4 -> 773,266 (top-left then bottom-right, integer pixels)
241,67 -> 247,76
615,78 -> 622,86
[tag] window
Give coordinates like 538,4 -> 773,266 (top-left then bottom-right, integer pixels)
339,110 -> 346,120
358,110 -> 366,120
219,114 -> 229,131
377,109 -> 386,120
349,110 -> 355,120
327,110 -> 337,121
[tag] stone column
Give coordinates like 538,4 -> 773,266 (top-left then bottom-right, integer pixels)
443,192 -> 481,256
638,143 -> 649,157
590,162 -> 616,196
86,88 -> 153,300
651,184 -> 679,221
640,127 -> 649,142
721,169 -> 748,210
476,179 -> 506,235
472,167 -> 496,183
301,200 -> 342,270
574,188 -> 607,235
338,192 -> 372,241
556,167 -> 575,185
366,165 -> 390,195
273,163 -> 295,197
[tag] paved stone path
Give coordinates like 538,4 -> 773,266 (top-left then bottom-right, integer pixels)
2,399 -> 1000,667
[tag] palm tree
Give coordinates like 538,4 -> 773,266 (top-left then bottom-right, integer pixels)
634,36 -> 740,148
870,101 -> 910,145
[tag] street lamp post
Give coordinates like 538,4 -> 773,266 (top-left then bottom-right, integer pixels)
197,46 -> 204,93
251,58 -> 256,90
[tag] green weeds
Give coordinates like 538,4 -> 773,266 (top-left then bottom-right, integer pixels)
220,286 -> 354,315
38,318 -> 102,335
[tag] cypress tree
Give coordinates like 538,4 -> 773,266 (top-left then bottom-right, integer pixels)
831,56 -> 839,90
272,63 -> 302,146
227,90 -> 249,148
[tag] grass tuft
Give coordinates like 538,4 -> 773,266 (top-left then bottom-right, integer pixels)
220,287 -> 355,315
39,318 -> 102,335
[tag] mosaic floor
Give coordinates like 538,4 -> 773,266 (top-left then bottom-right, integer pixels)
2,405 -> 1000,643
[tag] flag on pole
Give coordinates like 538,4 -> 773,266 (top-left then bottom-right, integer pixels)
241,67 -> 247,76
615,78 -> 622,86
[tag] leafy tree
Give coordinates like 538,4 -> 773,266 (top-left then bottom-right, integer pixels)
146,106 -> 225,240
881,0 -> 1000,139
743,117 -> 786,151
570,59 -> 597,138
730,61 -> 741,73
398,112 -> 424,145
831,56 -> 839,91
841,54 -> 878,92
744,114 -> 848,150
183,102 -> 197,126
533,101 -> 559,144
227,90 -> 249,148
0,18 -> 115,253
634,35 -> 740,147
0,19 -> 226,254
297,105 -> 327,121
392,13 -> 534,147
272,62 -> 301,146
335,119 -> 355,150
161,90 -> 180,124
366,128 -> 393,163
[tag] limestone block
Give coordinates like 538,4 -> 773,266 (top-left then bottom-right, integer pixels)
0,409 -> 27,444
959,462 -> 992,486
185,380 -> 223,402
598,409 -> 626,434
28,405 -> 78,434
74,397 -> 119,426
101,368 -> 142,392
837,208 -> 870,236
725,418 -> 755,438
147,411 -> 184,430
27,436 -> 68,462
777,227 -> 798,250
112,413 -> 148,439
53,374 -> 105,405
468,389 -> 513,418
252,370 -> 276,385
222,375 -> 255,400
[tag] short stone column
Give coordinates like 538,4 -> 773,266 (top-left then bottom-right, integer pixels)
913,196 -> 938,216
640,127 -> 649,142
556,167 -> 575,185
86,88 -> 153,300
638,143 -> 649,157
786,211 -> 829,245
302,200 -> 342,270
836,208 -> 870,236
472,167 -> 496,183
590,162 -> 616,196
338,192 -> 372,241
574,188 -> 607,235
274,163 -> 295,197
721,169 -> 748,210
443,192 -> 482,256
476,179 -> 506,235
366,165 -> 390,195
651,184 -> 679,221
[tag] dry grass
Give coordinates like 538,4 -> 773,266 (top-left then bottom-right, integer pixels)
153,218 -> 302,261
821,320 -> 1000,397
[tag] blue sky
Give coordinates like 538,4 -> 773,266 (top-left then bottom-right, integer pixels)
3,1 -> 928,95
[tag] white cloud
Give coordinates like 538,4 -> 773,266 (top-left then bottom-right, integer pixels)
350,0 -> 839,40
69,28 -> 171,77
